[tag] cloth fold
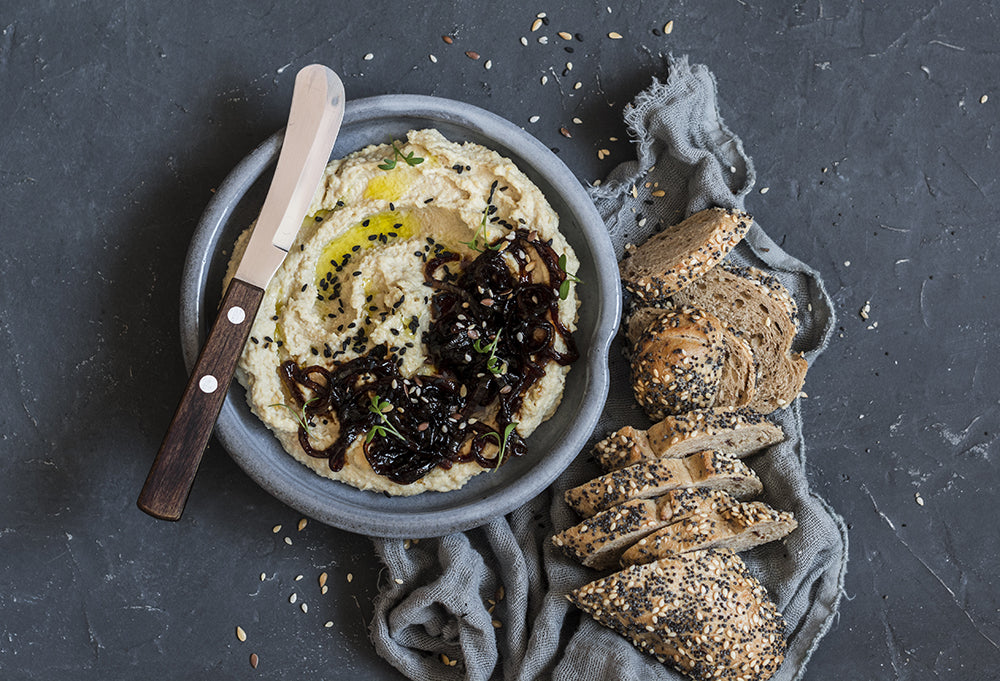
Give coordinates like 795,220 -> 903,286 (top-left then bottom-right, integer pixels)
371,54 -> 848,681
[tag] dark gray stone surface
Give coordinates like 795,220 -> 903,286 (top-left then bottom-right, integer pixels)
1,1 -> 997,678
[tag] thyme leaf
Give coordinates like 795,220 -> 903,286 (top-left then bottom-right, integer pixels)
483,422 -> 519,470
472,328 -> 506,376
365,394 -> 406,443
269,397 -> 320,434
557,253 -> 582,300
379,143 -> 424,171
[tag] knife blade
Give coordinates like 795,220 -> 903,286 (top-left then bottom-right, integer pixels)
138,64 -> 345,521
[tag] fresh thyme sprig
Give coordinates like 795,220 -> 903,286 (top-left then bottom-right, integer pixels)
269,397 -> 320,434
472,329 -> 506,377
378,143 -> 424,170
462,206 -> 503,253
365,394 -> 407,444
483,422 -> 519,470
557,253 -> 582,300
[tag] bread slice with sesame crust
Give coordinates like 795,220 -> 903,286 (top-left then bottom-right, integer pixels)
668,263 -> 807,413
552,488 -> 722,569
594,407 -> 784,472
716,329 -> 756,408
619,498 -> 798,567
565,450 -> 762,518
619,207 -> 754,305
567,549 -> 787,681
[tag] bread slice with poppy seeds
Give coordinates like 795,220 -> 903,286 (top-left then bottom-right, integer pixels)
620,498 -> 798,567
619,207 -> 754,305
552,488 -> 721,569
565,449 -> 762,518
594,407 -> 784,472
567,549 -> 787,681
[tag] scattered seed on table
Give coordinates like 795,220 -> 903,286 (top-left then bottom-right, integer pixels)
536,11 -> 547,18
558,31 -> 573,40
981,94 -> 989,104
608,31 -> 623,39
492,619 -> 502,628
537,36 -> 548,44
652,190 -> 666,197
442,35 -> 453,44
250,653 -> 259,669
347,573 -> 354,583
259,572 -> 266,582
559,127 -> 572,138
442,654 -> 451,665
289,593 -> 297,604
465,51 -> 480,60
529,115 -> 540,123
572,117 -> 582,124
364,53 -> 374,61
566,61 -> 573,71
301,603 -> 308,613
520,36 -> 527,46
319,572 -> 328,588
609,136 -> 618,141
236,626 -> 247,642
429,54 -> 437,63
394,578 -> 404,584
295,575 -> 303,581
531,18 -> 543,31
597,149 -> 609,160
325,621 -> 334,628
664,20 -> 674,34
272,525 -> 281,534
540,75 -> 548,85
573,81 -> 582,90
284,537 -> 292,545
298,518 -> 307,531
321,585 -> 328,595
485,59 -> 492,70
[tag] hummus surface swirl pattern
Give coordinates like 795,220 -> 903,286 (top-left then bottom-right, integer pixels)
226,129 -> 580,496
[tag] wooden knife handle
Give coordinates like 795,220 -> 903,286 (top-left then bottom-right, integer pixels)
138,278 -> 264,521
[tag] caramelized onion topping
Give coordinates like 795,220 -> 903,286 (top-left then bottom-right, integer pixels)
276,227 -> 579,485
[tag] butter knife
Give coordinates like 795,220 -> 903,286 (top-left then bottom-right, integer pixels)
138,64 -> 345,521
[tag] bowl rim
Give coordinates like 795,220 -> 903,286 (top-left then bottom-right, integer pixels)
180,94 -> 621,537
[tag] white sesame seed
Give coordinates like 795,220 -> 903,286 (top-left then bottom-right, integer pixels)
573,81 -> 582,89
272,524 -> 281,533
260,572 -> 266,581
295,574 -> 303,581
520,36 -> 528,46
236,626 -> 247,642
608,31 -> 623,39
347,573 -> 353,583
572,117 -> 582,124
429,54 -> 437,63
284,536 -> 292,545
664,20 -> 674,34
981,94 -> 989,104
301,603 -> 308,613
485,59 -> 492,70
538,35 -> 548,44
529,115 -> 540,123
364,53 -> 374,61
324,621 -> 334,628
540,75 -> 548,85
394,578 -> 404,584
759,187 -> 769,194
289,593 -> 297,604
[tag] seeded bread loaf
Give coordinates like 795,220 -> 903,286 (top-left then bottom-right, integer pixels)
630,306 -> 726,420
669,263 -> 807,413
552,488 -> 720,569
620,499 -> 798,567
568,549 -> 787,681
565,450 -> 762,518
619,208 -> 753,304
594,407 -> 784,472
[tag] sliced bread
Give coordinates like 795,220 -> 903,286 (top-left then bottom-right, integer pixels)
565,450 -> 762,518
619,208 -> 753,304
668,263 -> 807,413
620,499 -> 798,566
568,549 -> 787,681
717,328 -> 756,408
552,488 -> 721,569
630,306 -> 726,420
595,407 -> 784,472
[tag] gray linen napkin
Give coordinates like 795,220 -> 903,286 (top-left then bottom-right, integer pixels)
370,54 -> 848,681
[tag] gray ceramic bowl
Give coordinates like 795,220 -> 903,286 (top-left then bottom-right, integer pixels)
181,95 -> 620,538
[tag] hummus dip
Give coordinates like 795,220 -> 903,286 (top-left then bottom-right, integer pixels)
227,129 -> 579,496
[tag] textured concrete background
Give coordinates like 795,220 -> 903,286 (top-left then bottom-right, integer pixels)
1,1 -> 998,678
